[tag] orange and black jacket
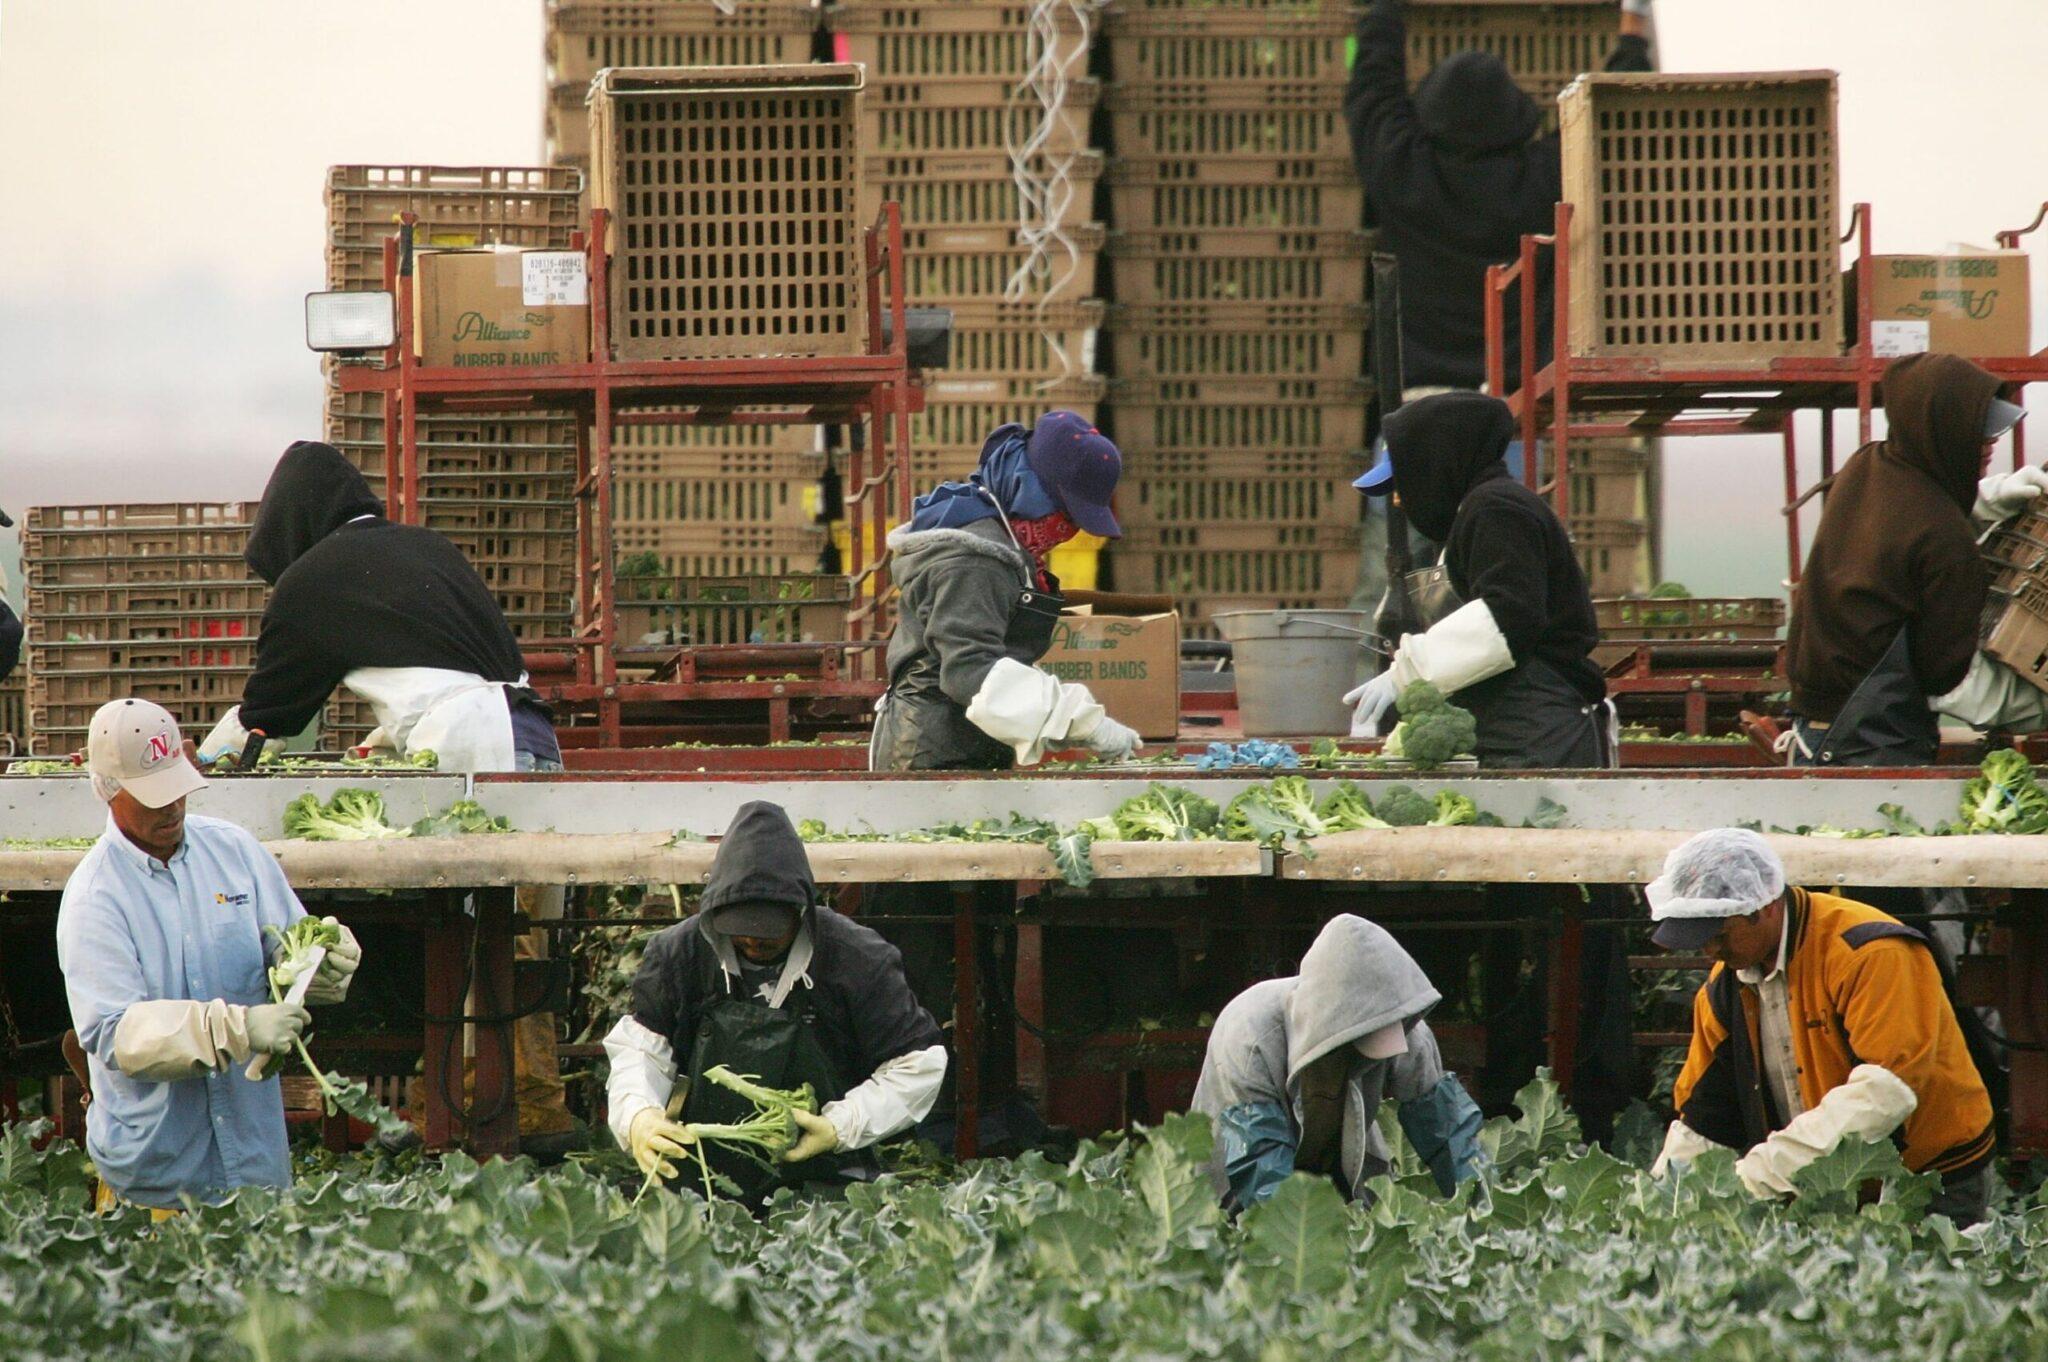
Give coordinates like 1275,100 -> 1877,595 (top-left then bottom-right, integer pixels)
1671,889 -> 1995,1179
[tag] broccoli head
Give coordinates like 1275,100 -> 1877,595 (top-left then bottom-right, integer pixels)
1386,681 -> 1478,771
1375,785 -> 1437,827
1430,792 -> 1479,827
1960,749 -> 2048,834
1318,781 -> 1391,832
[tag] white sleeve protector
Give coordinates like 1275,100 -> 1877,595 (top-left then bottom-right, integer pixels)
1649,1119 -> 1727,1178
111,999 -> 255,1081
1930,650 -> 2048,731
818,1044 -> 949,1151
603,1015 -> 677,1152
196,706 -> 285,764
1387,599 -> 1518,697
1732,1063 -> 1918,1199
962,656 -> 1108,765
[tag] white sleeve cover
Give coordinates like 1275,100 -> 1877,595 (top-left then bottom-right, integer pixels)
1387,599 -> 1518,697
962,657 -> 1108,766
603,1015 -> 677,1152
110,999 -> 255,1081
1733,1063 -> 1918,1198
1931,650 -> 2048,731
819,1044 -> 949,1151
1650,1119 -> 1727,1178
196,706 -> 285,761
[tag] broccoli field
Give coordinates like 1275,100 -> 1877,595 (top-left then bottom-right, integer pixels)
8,1082 -> 2048,1362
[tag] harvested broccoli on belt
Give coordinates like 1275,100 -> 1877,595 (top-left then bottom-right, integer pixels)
1382,681 -> 1478,771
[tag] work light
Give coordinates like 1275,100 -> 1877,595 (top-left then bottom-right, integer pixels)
305,291 -> 396,353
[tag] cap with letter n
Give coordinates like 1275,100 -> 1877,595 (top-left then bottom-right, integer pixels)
87,698 -> 207,809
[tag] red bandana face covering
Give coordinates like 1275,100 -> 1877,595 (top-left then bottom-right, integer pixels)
1010,511 -> 1079,588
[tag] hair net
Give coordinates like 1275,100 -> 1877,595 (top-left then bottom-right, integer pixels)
1645,827 -> 1786,921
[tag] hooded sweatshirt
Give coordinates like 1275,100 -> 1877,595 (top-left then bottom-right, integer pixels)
1386,393 -> 1605,708
237,442 -> 528,738
0,597 -> 19,686
1191,915 -> 1448,1202
1786,354 -> 1999,722
627,801 -> 943,1101
1345,0 -> 1651,391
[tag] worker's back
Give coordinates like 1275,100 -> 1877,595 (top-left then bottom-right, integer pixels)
1345,1 -> 1651,391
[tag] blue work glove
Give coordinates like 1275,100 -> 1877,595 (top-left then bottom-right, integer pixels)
1398,1074 -> 1488,1196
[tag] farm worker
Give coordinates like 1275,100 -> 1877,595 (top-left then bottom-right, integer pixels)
55,699 -> 361,1213
1785,354 -> 2040,766
1190,914 -> 1485,1210
0,505 -> 19,687
604,801 -> 946,1200
1648,828 -> 1996,1225
871,412 -> 1141,771
197,440 -> 578,1156
1346,392 -> 1634,1135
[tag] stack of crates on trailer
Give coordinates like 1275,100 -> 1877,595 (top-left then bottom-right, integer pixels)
826,0 -> 1108,584
1406,0 -> 1622,128
323,165 -> 585,679
1102,0 -> 1368,634
20,506 -> 264,757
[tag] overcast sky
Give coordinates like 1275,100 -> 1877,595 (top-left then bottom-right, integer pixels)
5,0 -> 2048,600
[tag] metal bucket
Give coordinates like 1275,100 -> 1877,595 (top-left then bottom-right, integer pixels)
1213,610 -> 1377,737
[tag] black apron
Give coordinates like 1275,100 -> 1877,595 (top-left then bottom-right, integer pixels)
1794,628 -> 1939,767
1466,658 -> 1608,771
675,952 -> 864,1203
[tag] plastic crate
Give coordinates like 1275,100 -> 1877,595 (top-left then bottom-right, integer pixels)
827,0 -> 1092,78
590,65 -> 866,361
26,581 -> 268,622
935,299 -> 1105,379
1122,473 -> 1362,529
1104,9 -> 1354,90
614,450 -> 828,529
611,420 -> 824,470
1111,444 -> 1360,480
1560,72 -> 1842,362
548,3 -> 818,85
1593,596 -> 1784,642
1109,325 -> 1362,380
325,165 -> 584,292
1106,102 -> 1345,164
1106,377 -> 1369,453
1105,169 -> 1359,233
866,99 -> 1092,157
902,223 -> 1104,303
614,573 -> 853,646
1406,1 -> 1622,118
913,377 -> 1103,451
1110,539 -> 1362,599
324,691 -> 381,750
545,99 -> 592,170
1107,228 -> 1368,303
862,149 -> 1104,233
1104,79 -> 1342,120
0,675 -> 25,749
611,524 -> 830,578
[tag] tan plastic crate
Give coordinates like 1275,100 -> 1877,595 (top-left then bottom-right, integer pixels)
1407,1 -> 1622,118
1106,377 -> 1370,454
934,299 -> 1104,380
1121,473 -> 1363,530
1104,7 -> 1353,89
1107,228 -> 1369,304
591,65 -> 866,361
614,449 -> 827,529
861,149 -> 1104,234
1108,161 -> 1362,232
867,99 -> 1090,157
610,523 -> 829,578
902,223 -> 1103,303
0,675 -> 25,751
326,165 -> 583,292
827,0 -> 1092,80
1560,71 -> 1842,362
548,2 -> 817,85
612,420 -> 824,468
1109,319 -> 1364,380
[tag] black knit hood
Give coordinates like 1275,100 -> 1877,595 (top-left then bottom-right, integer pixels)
1384,391 -> 1520,544
246,441 -> 384,585
1413,51 -> 1541,154
700,801 -> 818,920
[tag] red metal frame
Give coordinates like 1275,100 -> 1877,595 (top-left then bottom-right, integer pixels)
338,206 -> 924,746
1485,201 -> 2048,585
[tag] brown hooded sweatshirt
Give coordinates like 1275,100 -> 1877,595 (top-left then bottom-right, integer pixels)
1786,353 -> 1998,723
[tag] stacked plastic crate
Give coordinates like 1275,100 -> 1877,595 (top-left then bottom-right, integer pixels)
19,506 -> 264,756
826,0 -> 1108,582
323,165 -> 586,744
1101,1 -> 1369,634
0,674 -> 24,753
544,2 -> 831,591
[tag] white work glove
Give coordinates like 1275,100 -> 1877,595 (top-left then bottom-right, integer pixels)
1344,672 -> 1399,739
196,706 -> 282,768
1730,1063 -> 1917,1200
1082,715 -> 1142,761
1649,1119 -> 1723,1178
782,1108 -> 842,1164
628,1104 -> 696,1181
303,919 -> 362,1005
1973,465 -> 2048,525
245,1002 -> 312,1058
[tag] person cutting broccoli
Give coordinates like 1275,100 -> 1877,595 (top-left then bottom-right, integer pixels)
1190,914 -> 1485,1210
55,699 -> 360,1214
604,802 -> 946,1201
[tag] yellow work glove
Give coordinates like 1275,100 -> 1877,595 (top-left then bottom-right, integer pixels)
782,1108 -> 841,1164
627,1106 -> 696,1181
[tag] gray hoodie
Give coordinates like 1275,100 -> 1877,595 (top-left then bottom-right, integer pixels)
1190,915 -> 1447,1201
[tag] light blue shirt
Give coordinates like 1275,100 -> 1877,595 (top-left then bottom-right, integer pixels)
55,813 -> 306,1208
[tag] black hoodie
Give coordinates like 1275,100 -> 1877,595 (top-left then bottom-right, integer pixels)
0,599 -> 20,686
237,442 -> 527,738
1345,0 -> 1651,391
628,801 -> 943,1097
1384,393 -> 1604,707
1786,354 -> 1999,721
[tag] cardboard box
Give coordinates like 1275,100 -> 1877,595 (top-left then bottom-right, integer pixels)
1851,252 -> 2032,359
1040,596 -> 1181,741
414,248 -> 590,368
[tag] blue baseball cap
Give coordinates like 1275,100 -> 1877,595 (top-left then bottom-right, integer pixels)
1353,442 -> 1395,495
1026,411 -> 1122,538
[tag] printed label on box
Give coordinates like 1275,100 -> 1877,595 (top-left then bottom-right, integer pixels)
1872,319 -> 1930,358
522,253 -> 589,307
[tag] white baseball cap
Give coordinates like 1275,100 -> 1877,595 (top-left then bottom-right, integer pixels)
87,699 -> 207,809
1355,1022 -> 1411,1060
